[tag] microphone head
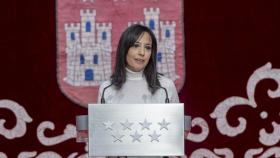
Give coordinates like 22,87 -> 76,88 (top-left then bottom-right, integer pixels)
165,98 -> 170,103
101,98 -> 105,104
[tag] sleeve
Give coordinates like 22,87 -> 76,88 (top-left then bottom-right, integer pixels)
97,84 -> 103,104
97,81 -> 110,103
168,80 -> 180,103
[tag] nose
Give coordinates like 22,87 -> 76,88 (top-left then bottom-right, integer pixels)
138,46 -> 145,56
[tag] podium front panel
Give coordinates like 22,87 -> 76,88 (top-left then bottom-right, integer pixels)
88,103 -> 184,156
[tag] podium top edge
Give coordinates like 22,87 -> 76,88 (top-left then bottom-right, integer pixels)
88,103 -> 184,106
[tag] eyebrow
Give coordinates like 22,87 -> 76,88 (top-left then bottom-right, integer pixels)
134,41 -> 151,46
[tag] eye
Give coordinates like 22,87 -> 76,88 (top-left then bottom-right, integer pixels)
133,43 -> 140,48
145,45 -> 152,50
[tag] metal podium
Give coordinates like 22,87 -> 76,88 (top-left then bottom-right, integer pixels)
88,103 -> 185,157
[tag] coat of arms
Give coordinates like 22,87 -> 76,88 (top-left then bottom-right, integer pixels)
56,0 -> 185,107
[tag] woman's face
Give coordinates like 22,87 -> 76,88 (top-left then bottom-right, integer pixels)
126,32 -> 152,72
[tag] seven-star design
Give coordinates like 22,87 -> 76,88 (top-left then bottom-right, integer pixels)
149,130 -> 161,142
103,121 -> 114,131
130,131 -> 143,142
121,119 -> 134,130
139,118 -> 152,130
112,131 -> 125,142
103,118 -> 171,143
158,119 -> 170,130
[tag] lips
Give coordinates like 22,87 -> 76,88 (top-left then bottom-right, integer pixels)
135,58 -> 145,64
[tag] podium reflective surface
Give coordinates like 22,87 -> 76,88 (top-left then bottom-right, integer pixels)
88,103 -> 185,157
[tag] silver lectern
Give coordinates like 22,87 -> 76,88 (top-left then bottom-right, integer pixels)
87,103 -> 185,157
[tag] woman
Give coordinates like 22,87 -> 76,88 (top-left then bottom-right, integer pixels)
96,24 -> 183,158
97,24 -> 179,104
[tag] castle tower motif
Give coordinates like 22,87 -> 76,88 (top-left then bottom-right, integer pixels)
64,23 -> 81,50
96,23 -> 112,51
80,9 -> 96,47
144,8 -> 160,41
96,22 -> 113,80
160,21 -> 176,52
64,23 -> 81,83
159,21 -> 176,80
130,8 -> 177,81
64,9 -> 112,86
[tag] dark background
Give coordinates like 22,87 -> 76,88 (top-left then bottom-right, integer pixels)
0,0 -> 280,157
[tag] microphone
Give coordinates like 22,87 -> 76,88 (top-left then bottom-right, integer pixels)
158,85 -> 170,103
100,83 -> 114,104
101,83 -> 169,103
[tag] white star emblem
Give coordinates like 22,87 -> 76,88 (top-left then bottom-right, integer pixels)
121,119 -> 134,130
130,131 -> 143,142
112,131 -> 125,142
149,131 -> 161,142
158,119 -> 170,130
139,118 -> 152,130
103,121 -> 114,131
